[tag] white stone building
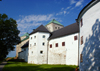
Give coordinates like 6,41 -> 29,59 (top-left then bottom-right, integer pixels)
76,0 -> 100,71
18,19 -> 79,65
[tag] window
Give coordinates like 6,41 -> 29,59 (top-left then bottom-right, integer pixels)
81,18 -> 83,27
55,43 -> 58,47
30,44 -> 31,47
31,37 -> 32,39
80,54 -> 83,62
34,43 -> 36,46
74,36 -> 77,40
32,51 -> 33,54
42,42 -> 45,46
81,36 -> 83,45
50,44 -> 52,48
58,27 -> 60,29
34,36 -> 36,38
43,35 -> 45,38
40,51 -> 43,54
55,27 -> 57,29
62,42 -> 65,46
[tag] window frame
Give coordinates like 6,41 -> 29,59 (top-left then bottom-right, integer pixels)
55,43 -> 58,47
50,44 -> 52,48
74,35 -> 77,40
43,35 -> 45,38
62,42 -> 65,46
81,36 -> 83,45
40,51 -> 43,54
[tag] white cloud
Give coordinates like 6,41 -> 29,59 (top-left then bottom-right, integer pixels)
75,0 -> 84,7
56,12 -> 63,16
61,8 -> 64,10
17,14 -> 56,36
70,0 -> 76,4
64,11 -> 66,14
65,6 -> 71,10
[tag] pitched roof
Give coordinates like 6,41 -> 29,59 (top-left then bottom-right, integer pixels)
46,19 -> 63,26
29,25 -> 50,35
21,41 -> 29,48
49,23 -> 79,39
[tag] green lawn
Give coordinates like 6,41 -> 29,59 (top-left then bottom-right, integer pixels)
3,61 -> 77,71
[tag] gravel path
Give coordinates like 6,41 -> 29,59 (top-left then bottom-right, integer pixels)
0,61 -> 7,71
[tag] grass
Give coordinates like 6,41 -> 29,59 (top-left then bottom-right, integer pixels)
3,61 -> 77,71
0,61 -> 2,64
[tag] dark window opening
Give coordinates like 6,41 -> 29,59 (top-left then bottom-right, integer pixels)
74,36 -> 77,40
55,43 -> 58,47
42,42 -> 45,46
62,42 -> 65,46
40,51 -> 43,54
50,44 -> 52,48
81,36 -> 83,45
80,54 -> 83,62
81,18 -> 83,27
43,35 -> 45,38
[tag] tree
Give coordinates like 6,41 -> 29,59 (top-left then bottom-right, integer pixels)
0,14 -> 20,60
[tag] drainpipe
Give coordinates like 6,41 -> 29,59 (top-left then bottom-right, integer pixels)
47,39 -> 50,64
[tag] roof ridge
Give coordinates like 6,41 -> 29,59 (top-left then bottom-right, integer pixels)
46,19 -> 63,26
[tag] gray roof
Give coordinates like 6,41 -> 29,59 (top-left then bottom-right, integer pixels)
29,25 -> 50,35
49,23 -> 79,39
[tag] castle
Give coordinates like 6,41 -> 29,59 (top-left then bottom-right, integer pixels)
17,19 -> 79,65
16,0 -> 100,71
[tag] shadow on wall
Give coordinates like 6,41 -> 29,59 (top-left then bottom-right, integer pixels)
80,19 -> 100,71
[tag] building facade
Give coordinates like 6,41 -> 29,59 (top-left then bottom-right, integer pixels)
76,0 -> 100,71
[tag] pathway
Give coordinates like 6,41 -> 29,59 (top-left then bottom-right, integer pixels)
0,61 -> 7,71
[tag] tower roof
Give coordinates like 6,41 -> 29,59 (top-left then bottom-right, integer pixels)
21,32 -> 29,37
30,25 -> 50,35
46,19 -> 63,26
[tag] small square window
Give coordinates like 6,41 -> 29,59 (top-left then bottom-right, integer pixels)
32,51 -> 33,54
43,35 -> 45,38
55,43 -> 58,47
34,36 -> 36,38
55,27 -> 57,29
50,44 -> 52,48
42,42 -> 45,46
34,43 -> 36,46
81,36 -> 83,45
80,54 -> 83,62
74,36 -> 77,40
58,27 -> 60,29
62,42 -> 65,46
40,51 -> 43,54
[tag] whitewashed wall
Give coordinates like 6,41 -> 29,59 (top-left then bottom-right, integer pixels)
18,47 -> 28,62
28,32 -> 50,64
48,33 -> 78,65
79,2 -> 100,71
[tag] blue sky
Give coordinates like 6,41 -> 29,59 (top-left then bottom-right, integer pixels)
0,0 -> 91,57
